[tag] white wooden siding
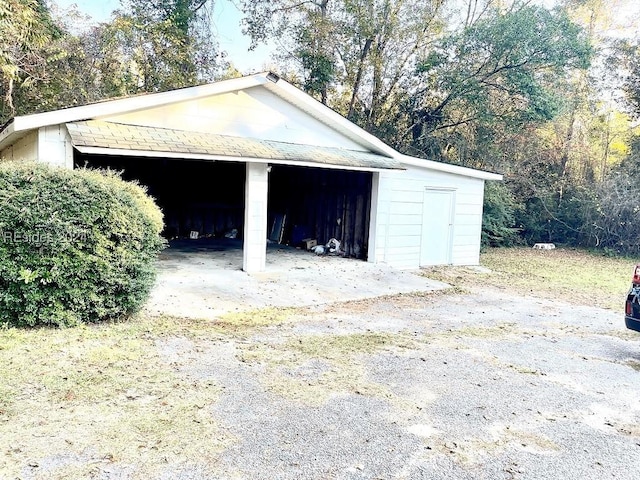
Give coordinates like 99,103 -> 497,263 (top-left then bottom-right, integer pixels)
0,131 -> 38,162
0,127 -> 73,169
370,165 -> 486,269
38,125 -> 74,168
103,86 -> 368,151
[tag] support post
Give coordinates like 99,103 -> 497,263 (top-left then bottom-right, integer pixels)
243,162 -> 269,273
367,172 -> 380,263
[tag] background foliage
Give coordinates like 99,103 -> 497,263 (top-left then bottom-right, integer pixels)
1,0 -> 640,254
0,162 -> 165,327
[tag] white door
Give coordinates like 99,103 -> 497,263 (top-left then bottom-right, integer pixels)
420,188 -> 455,266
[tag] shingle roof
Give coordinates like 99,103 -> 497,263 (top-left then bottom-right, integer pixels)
66,120 -> 403,171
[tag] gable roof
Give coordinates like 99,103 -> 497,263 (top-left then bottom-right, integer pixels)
0,75 -> 268,145
0,72 -> 501,180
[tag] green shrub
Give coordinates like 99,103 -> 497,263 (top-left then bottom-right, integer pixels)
0,162 -> 166,327
481,181 -> 520,247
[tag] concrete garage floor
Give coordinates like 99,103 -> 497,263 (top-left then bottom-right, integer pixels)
144,239 -> 448,319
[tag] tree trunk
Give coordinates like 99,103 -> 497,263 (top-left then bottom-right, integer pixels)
347,38 -> 373,118
558,100 -> 576,205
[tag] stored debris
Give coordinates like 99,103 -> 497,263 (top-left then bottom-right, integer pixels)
224,228 -> 238,239
311,238 -> 342,256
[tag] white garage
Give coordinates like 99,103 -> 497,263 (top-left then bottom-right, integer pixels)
0,72 -> 501,272
369,157 -> 499,269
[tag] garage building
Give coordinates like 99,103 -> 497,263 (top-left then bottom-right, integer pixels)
0,72 -> 501,272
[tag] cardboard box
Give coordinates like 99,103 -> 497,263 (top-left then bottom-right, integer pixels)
302,238 -> 317,250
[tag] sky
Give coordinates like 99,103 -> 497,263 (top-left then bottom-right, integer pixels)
50,0 -> 273,73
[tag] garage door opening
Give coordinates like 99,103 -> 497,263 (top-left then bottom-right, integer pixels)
75,153 -> 246,241
268,165 -> 372,259
75,153 -> 374,268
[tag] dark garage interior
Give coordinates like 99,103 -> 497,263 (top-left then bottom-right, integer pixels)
268,165 -> 372,258
75,153 -> 373,259
76,153 -> 246,240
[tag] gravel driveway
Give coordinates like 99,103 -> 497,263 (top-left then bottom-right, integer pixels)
154,283 -> 640,480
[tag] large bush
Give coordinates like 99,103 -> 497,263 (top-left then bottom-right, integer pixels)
481,181 -> 520,247
0,162 -> 166,327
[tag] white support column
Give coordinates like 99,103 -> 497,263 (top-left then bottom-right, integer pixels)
367,172 -> 380,263
243,162 -> 269,273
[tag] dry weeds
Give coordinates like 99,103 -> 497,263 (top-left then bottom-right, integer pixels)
422,247 -> 632,310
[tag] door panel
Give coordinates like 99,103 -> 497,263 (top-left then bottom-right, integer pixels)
420,189 -> 455,266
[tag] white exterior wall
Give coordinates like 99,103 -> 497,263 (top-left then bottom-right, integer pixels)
0,127 -> 73,168
0,131 -> 38,162
369,165 -> 486,269
37,125 -> 74,168
103,86 -> 367,151
243,162 -> 269,273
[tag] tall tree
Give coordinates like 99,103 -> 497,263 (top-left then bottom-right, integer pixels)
0,0 -> 60,119
241,0 -> 337,103
106,0 -> 220,93
408,4 -> 592,166
336,0 -> 446,138
0,0 -> 224,122
240,0 -> 447,147
616,40 -> 640,119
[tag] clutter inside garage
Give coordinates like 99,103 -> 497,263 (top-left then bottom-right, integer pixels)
76,154 -> 372,259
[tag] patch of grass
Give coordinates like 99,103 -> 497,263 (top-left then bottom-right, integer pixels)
239,331 -> 416,405
290,332 -> 411,359
626,359 -> 640,372
0,315 -> 229,479
507,364 -> 544,375
405,286 -> 469,297
601,329 -> 639,341
423,247 -> 632,310
216,307 -> 297,331
421,266 -> 484,287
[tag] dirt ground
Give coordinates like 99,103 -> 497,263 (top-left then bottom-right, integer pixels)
3,248 -> 640,479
